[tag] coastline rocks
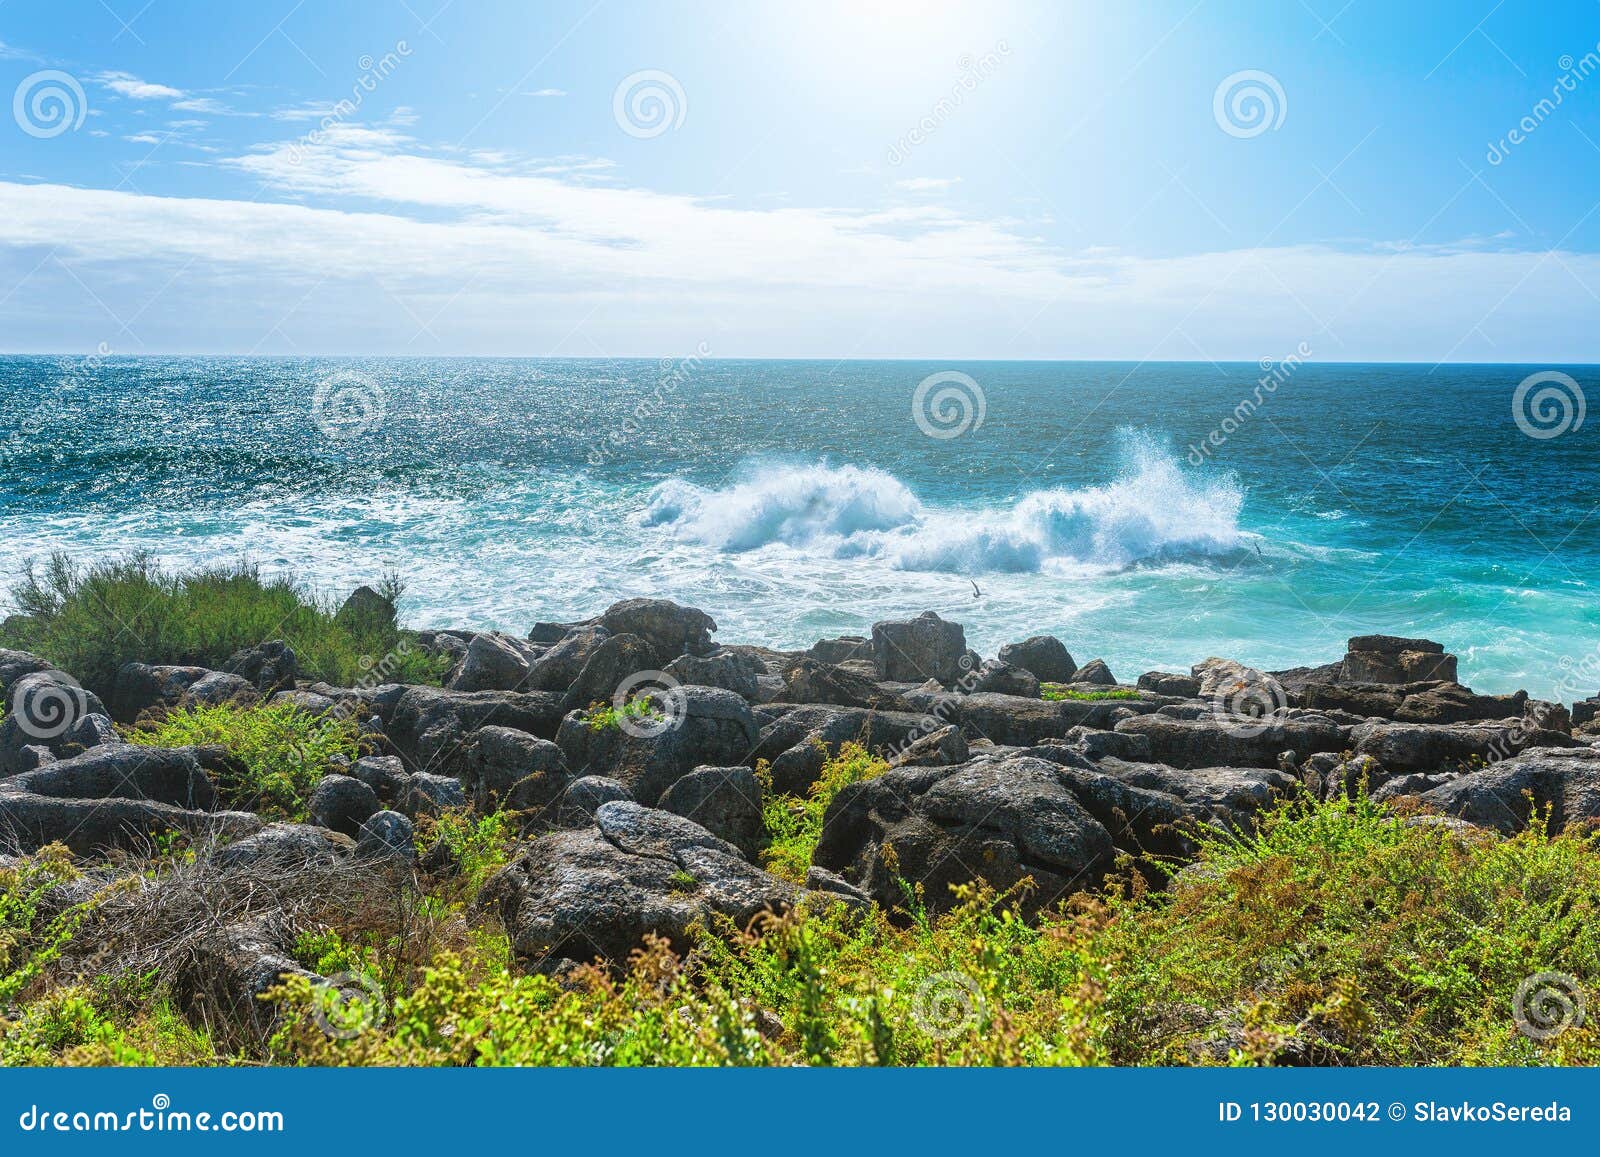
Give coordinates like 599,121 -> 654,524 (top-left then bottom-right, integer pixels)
1138,671 -> 1201,698
812,755 -> 1116,915
0,650 -> 56,699
0,793 -> 261,856
484,801 -> 795,969
1350,720 -> 1579,773
870,612 -> 968,685
399,772 -> 467,818
657,765 -> 764,857
597,598 -> 717,667
1073,659 -> 1117,687
808,636 -> 871,666
523,626 -> 610,693
385,687 -> 566,775
971,661 -> 1041,699
112,663 -> 212,722
223,640 -> 298,694
462,725 -> 569,813
886,724 -> 969,769
556,686 -> 758,806
182,671 -> 255,707
778,658 -> 913,712
307,774 -> 381,838
1340,635 -> 1457,685
663,651 -> 762,701
337,585 -> 399,631
997,636 -> 1076,684
548,775 -> 633,828
1114,712 -> 1347,769
1415,748 -> 1600,834
448,632 -> 537,693
1,672 -> 111,774
2,745 -> 216,810
560,633 -> 659,711
213,823 -> 352,871
751,706 -> 926,796
356,810 -> 416,863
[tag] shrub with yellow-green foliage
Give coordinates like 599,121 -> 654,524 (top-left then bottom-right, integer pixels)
3,776 -> 1597,1067
123,701 -> 363,820
760,741 -> 887,883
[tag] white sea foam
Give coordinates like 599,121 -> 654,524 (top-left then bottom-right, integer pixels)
642,441 -> 1246,574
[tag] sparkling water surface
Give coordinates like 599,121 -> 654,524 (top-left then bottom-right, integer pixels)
2,356 -> 1597,698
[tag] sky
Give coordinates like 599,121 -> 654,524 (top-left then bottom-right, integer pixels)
1,0 -> 1598,360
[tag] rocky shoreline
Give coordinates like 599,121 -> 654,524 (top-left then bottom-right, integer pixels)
3,593 -> 1599,1031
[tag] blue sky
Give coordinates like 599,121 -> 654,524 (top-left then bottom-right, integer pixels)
1,0 -> 1598,359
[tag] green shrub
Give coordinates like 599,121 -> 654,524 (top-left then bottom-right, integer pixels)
1041,684 -> 1140,701
761,742 -> 888,883
0,551 -> 449,700
123,701 -> 362,820
581,698 -> 663,733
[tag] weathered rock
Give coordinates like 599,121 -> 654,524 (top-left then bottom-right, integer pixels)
385,687 -> 566,775
484,802 -> 794,969
1114,712 -> 1347,769
971,661 -> 1041,698
182,918 -> 320,1039
1417,748 -> 1600,834
523,625 -> 610,693
548,775 -> 633,828
0,672 -> 110,774
1059,725 -> 1154,762
1073,658 -> 1117,686
751,705 -> 927,796
0,795 -> 261,856
0,649 -> 55,699
1341,636 -> 1457,684
779,657 -> 913,711
808,636 -> 871,665
597,598 -> 718,666
111,662 -> 211,722
997,636 -> 1076,684
449,632 -> 536,693
812,755 -> 1115,915
561,633 -> 661,711
183,670 -> 255,707
1194,658 -> 1286,707
1137,671 -> 1200,697
64,712 -> 119,751
556,686 -> 758,806
400,772 -> 468,818
270,689 -> 337,715
2,744 -> 215,809
223,640 -> 298,693
356,810 -> 416,862
886,724 -> 970,768
951,691 -> 1143,746
1394,683 -> 1528,724
462,725 -> 569,813
1350,720 -> 1579,773
307,774 -> 381,838
213,823 -> 352,870
870,611 -> 968,684
657,765 -> 764,857
663,651 -> 762,701
350,755 -> 409,802
1299,682 -> 1405,718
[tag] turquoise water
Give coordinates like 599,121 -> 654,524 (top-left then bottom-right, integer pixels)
2,356 -> 1597,698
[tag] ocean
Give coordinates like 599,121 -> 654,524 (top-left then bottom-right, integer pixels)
3,355 -> 1596,699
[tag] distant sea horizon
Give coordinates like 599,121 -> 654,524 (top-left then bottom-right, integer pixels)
5,354 -> 1597,699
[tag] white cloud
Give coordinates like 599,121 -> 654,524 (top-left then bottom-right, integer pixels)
895,177 -> 961,192
96,71 -> 184,101
0,123 -> 1596,359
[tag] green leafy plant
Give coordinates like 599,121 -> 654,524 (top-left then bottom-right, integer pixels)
1041,684 -> 1141,701
761,741 -> 889,883
123,701 -> 362,820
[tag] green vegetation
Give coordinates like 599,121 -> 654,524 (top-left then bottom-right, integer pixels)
0,551 -> 450,701
2,760 -> 1596,1067
581,697 -> 664,733
124,701 -> 363,820
1041,684 -> 1141,701
759,742 -> 888,883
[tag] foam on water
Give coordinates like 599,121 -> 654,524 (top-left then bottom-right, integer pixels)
643,438 -> 1245,575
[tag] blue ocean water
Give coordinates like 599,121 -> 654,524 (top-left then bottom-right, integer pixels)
2,356 -> 1596,698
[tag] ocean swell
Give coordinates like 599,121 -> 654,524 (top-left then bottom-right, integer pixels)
641,445 -> 1245,574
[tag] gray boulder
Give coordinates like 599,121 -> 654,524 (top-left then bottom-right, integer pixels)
657,765 -> 764,857
997,636 -> 1076,684
751,705 -> 927,796
307,774 -> 381,838
183,671 -> 255,707
971,661 -> 1041,699
356,810 -> 416,862
449,632 -> 536,693
549,775 -> 633,828
2,744 -> 215,809
385,686 -> 566,775
400,772 -> 468,818
1137,671 -> 1201,697
111,662 -> 211,722
1114,712 -> 1347,769
779,657 -> 913,711
1417,748 -> 1600,834
1073,658 -> 1117,686
223,640 -> 298,693
523,625 -> 610,693
561,633 -> 661,711
483,801 -> 794,969
1350,720 -> 1579,773
462,725 -> 569,813
870,611 -> 968,684
663,651 -> 762,701
886,724 -> 970,768
597,598 -> 717,667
